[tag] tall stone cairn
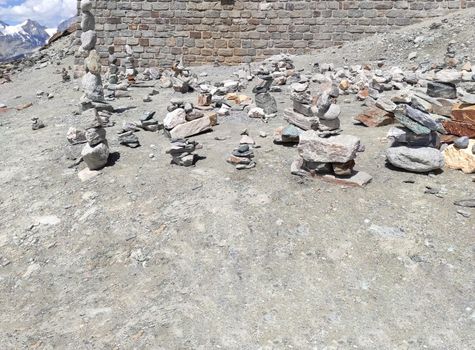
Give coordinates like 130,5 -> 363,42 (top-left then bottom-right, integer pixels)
78,0 -> 109,170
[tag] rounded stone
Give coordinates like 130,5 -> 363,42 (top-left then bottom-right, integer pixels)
85,50 -> 101,74
454,136 -> 469,149
81,142 -> 109,170
80,30 -> 97,51
386,146 -> 444,173
81,0 -> 93,12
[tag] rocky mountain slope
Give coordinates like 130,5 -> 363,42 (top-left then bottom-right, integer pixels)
0,8 -> 474,350
0,19 -> 52,62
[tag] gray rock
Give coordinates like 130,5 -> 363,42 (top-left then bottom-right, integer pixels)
81,0 -> 93,12
81,11 -> 95,32
386,146 -> 444,173
81,142 -> 109,170
255,92 -> 277,114
298,132 -> 361,163
118,131 -> 140,148
85,127 -> 106,146
454,136 -> 469,149
427,81 -> 457,99
82,72 -> 104,102
80,30 -> 97,51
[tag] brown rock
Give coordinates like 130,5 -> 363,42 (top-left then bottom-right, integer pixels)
227,155 -> 251,165
355,107 -> 394,127
332,160 -> 355,176
16,102 -> 33,111
443,140 -> 475,173
357,88 -> 369,101
443,120 -> 475,137
339,79 -> 349,91
197,93 -> 212,106
452,103 -> 475,124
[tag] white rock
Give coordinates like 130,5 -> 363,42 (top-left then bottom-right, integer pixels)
164,108 -> 186,130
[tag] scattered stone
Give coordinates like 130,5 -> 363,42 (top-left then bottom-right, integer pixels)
427,81 -> 457,99
454,136 -> 470,149
168,112 -> 217,139
386,146 -> 444,173
443,140 -> 475,173
355,107 -> 394,127
31,117 -> 45,130
118,131 -> 140,148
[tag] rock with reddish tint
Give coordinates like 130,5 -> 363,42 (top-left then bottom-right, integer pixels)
451,103 -> 475,123
355,107 -> 394,127
443,120 -> 475,137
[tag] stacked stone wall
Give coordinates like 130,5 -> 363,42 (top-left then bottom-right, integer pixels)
75,0 -> 475,69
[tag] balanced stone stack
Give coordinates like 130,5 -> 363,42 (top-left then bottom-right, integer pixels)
252,75 -> 277,116
78,0 -> 112,112
256,54 -> 296,86
386,103 -> 445,173
163,99 -> 217,139
107,45 -> 119,85
291,131 -> 372,187
166,139 -> 201,167
81,109 -> 109,170
124,45 -> 137,82
227,143 -> 256,170
278,81 -> 341,144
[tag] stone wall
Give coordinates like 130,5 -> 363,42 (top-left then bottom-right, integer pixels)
76,0 -> 475,69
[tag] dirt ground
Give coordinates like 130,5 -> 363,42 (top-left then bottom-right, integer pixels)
0,10 -> 474,350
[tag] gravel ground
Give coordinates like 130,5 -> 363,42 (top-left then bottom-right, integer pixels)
0,10 -> 474,350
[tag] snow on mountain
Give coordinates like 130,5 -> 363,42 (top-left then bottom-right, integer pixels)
46,28 -> 58,37
0,19 -> 51,61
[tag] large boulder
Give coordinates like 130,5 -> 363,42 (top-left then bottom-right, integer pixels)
386,146 -> 444,173
298,132 -> 361,163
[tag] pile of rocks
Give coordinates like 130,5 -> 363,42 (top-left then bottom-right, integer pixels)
78,0 -> 112,113
164,99 -> 217,139
166,139 -> 201,167
81,109 -> 109,170
226,137 -> 256,170
385,103 -> 445,173
291,131 -> 371,187
275,80 -> 341,144
249,75 -> 277,119
254,54 -> 296,86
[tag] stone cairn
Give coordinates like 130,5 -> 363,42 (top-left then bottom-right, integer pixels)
226,132 -> 256,170
75,0 -> 110,171
164,98 -> 217,140
275,80 -> 342,144
292,132 -> 372,187
166,139 -> 202,167
250,75 -> 277,120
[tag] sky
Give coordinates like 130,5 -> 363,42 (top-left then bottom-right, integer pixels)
0,0 -> 77,27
